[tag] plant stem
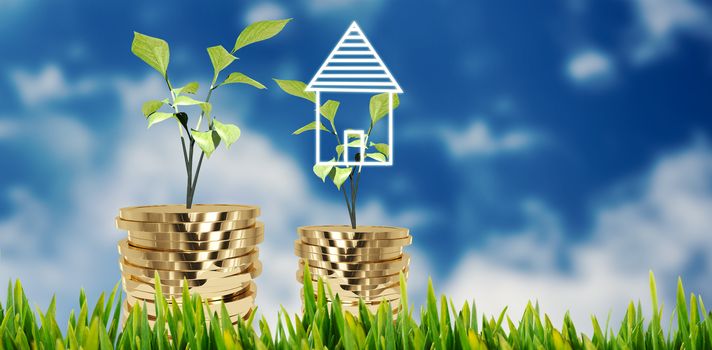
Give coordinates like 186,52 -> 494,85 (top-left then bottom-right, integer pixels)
185,85 -> 216,207
342,187 -> 355,228
180,137 -> 191,207
348,174 -> 357,229
345,123 -> 373,228
185,140 -> 195,208
195,87 -> 215,130
165,75 -> 197,209
351,169 -> 362,228
329,121 -> 357,227
187,152 -> 204,207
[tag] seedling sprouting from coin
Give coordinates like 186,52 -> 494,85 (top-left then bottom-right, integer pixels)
131,19 -> 290,208
275,22 -> 402,228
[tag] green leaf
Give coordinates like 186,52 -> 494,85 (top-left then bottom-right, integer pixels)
221,72 -> 266,89
313,159 -> 334,182
212,119 -> 241,149
366,153 -> 387,162
207,45 -> 236,84
320,100 -> 340,122
200,102 -> 212,117
345,139 -> 363,147
174,112 -> 189,131
172,81 -> 199,95
293,121 -> 329,135
191,129 -> 221,158
336,145 -> 344,159
147,112 -> 175,128
332,167 -> 352,190
273,79 -> 315,102
369,142 -> 390,158
369,93 -> 400,124
142,100 -> 164,117
131,32 -> 170,77
173,95 -> 205,106
233,19 -> 291,53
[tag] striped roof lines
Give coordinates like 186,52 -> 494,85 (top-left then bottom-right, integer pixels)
306,22 -> 403,93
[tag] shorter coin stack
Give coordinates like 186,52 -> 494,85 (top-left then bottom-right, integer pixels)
295,225 -> 411,315
116,204 -> 263,326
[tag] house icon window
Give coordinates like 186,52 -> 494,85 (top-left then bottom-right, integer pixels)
305,21 -> 403,167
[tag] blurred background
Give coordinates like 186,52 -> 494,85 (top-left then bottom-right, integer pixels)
1,0 -> 712,330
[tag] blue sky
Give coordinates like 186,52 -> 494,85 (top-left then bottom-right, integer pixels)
1,0 -> 712,330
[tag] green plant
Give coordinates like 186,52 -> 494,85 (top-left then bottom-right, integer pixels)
273,80 -> 399,228
131,19 -> 290,208
1,271 -> 711,349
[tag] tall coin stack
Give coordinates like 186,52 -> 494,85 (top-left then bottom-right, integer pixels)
116,204 -> 263,326
295,225 -> 411,315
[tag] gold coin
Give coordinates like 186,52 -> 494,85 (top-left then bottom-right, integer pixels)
298,259 -> 406,277
125,287 -> 255,318
118,239 -> 257,262
294,240 -> 402,257
128,232 -> 264,251
327,297 -> 401,309
300,236 -> 412,249
128,223 -> 264,242
297,267 -> 407,286
297,253 -> 409,272
124,272 -> 254,290
334,295 -> 401,304
116,217 -> 256,233
124,304 -> 251,326
301,277 -> 402,292
120,249 -> 257,271
300,291 -> 401,304
123,275 -> 253,297
298,225 -> 409,240
299,295 -> 401,314
298,270 -> 407,290
121,262 -> 261,293
119,204 -> 260,223
127,280 -> 254,305
329,285 -> 402,299
295,245 -> 401,260
125,275 -> 255,301
295,250 -> 403,264
339,304 -> 400,316
120,257 -> 254,279
120,262 -> 259,287
120,253 -> 257,274
299,277 -> 402,299
302,290 -> 401,303
127,293 -> 255,318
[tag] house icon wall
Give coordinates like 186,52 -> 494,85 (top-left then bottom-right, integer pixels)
305,21 -> 403,167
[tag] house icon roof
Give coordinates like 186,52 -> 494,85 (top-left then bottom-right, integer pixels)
306,22 -> 403,94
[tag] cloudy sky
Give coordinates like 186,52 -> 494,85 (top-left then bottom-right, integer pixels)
1,0 -> 712,331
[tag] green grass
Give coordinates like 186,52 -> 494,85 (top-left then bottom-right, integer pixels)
0,269 -> 711,349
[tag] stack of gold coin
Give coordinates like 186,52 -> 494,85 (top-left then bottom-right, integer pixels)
295,225 -> 411,315
116,204 -> 263,326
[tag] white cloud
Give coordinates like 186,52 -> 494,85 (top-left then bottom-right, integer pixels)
445,137 -> 712,331
11,65 -> 69,105
244,3 -> 289,24
0,72 -> 430,323
440,120 -> 537,157
0,119 -> 18,139
0,114 -> 93,164
10,64 -> 101,106
628,0 -> 712,64
301,0 -> 389,22
566,50 -> 615,85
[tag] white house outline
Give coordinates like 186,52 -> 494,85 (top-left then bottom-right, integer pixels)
305,21 -> 402,167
